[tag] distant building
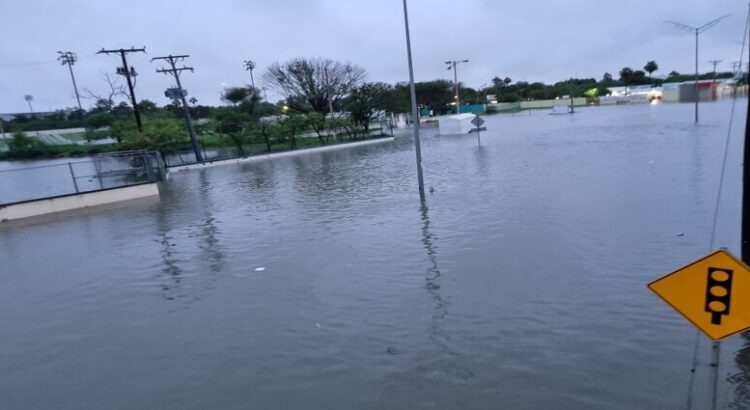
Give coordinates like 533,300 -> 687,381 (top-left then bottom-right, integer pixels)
0,111 -> 68,121
659,79 -> 731,103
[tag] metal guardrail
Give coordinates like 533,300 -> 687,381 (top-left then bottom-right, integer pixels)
0,151 -> 162,206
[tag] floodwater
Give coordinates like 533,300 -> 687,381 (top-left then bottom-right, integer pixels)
2,101 -> 750,409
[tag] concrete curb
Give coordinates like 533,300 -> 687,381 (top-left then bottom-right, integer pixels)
167,137 -> 395,173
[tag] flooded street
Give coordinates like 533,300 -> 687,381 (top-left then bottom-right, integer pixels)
2,101 -> 749,409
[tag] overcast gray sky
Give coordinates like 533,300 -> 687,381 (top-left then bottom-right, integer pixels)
0,0 -> 746,113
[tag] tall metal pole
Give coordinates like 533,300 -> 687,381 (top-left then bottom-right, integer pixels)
742,2 -> 750,269
695,31 -> 699,123
402,0 -> 425,199
666,15 -> 730,123
154,55 -> 203,163
68,63 -> 83,112
709,341 -> 721,410
453,62 -> 459,113
58,52 -> 83,112
174,70 -> 201,163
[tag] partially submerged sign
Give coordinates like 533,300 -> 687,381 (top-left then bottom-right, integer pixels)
648,249 -> 750,341
471,115 -> 485,128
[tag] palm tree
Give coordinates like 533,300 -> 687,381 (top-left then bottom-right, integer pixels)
189,97 -> 198,106
23,95 -> 34,114
644,61 -> 658,79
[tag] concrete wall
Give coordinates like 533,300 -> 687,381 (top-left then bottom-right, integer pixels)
0,183 -> 159,222
520,98 -> 587,109
487,102 -> 520,112
168,137 -> 395,173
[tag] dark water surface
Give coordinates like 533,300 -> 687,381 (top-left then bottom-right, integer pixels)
2,101 -> 750,409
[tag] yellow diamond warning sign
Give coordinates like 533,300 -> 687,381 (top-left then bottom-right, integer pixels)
648,249 -> 750,341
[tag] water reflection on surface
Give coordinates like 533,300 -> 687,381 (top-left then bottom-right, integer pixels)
1,101 -> 750,409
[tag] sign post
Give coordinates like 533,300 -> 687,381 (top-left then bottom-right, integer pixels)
648,249 -> 750,341
649,248 -> 750,409
471,115 -> 485,145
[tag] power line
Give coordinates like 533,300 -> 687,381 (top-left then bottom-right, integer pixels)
152,54 -> 203,163
97,47 -> 146,131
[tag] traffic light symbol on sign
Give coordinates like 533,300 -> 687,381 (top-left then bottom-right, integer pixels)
705,267 -> 733,325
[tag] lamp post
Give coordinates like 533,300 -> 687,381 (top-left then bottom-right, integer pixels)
476,83 -> 488,105
666,15 -> 730,122
446,59 -> 469,113
402,0 -> 425,198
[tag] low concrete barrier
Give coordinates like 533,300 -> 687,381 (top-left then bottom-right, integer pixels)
168,137 -> 395,173
0,183 -> 159,222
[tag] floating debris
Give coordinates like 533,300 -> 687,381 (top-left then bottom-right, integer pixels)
386,346 -> 400,355
255,267 -> 266,272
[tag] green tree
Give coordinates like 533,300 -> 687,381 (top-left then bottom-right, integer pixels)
86,112 -> 114,130
644,61 -> 658,78
263,57 -> 366,114
619,67 -> 634,85
306,111 -> 328,143
602,72 -> 614,83
345,82 -> 392,133
632,70 -> 649,85
415,80 -> 454,115
114,116 -> 188,160
8,131 -> 47,157
222,87 -> 250,106
137,99 -> 158,113
215,110 -> 253,155
278,115 -> 306,148
386,83 -> 411,113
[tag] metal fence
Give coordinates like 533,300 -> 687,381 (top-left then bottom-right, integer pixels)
164,126 -> 391,168
0,151 -> 162,206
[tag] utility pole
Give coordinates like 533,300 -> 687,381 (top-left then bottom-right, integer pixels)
709,59 -> 722,100
152,54 -> 203,163
666,15 -> 730,122
57,51 -> 83,112
742,1 -> 750,269
97,47 -> 146,131
244,60 -> 256,89
446,59 -> 469,113
402,0 -> 425,198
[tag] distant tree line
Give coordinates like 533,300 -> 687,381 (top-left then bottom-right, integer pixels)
1,57 -> 744,160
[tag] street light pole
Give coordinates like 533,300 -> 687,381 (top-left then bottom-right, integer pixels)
666,15 -> 730,123
402,0 -> 425,199
446,59 -> 469,113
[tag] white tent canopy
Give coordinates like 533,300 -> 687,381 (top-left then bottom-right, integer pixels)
438,113 -> 475,135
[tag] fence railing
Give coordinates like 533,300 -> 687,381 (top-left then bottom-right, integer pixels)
0,151 -> 162,206
164,126 -> 390,168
